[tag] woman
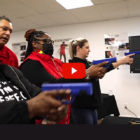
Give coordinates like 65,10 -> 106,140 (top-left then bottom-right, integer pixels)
68,38 -> 134,124
21,29 -> 71,124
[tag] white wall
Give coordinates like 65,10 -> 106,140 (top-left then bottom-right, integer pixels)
7,16 -> 140,117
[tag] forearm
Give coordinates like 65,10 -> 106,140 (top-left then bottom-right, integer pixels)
112,59 -> 125,68
112,54 -> 134,68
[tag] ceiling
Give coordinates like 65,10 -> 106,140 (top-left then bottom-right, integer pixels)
0,0 -> 140,32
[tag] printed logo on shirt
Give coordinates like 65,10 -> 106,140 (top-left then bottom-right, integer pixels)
0,81 -> 27,103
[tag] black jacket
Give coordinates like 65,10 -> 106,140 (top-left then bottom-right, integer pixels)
0,64 -> 41,124
69,57 -> 114,109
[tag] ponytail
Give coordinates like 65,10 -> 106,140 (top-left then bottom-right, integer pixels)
69,40 -> 74,59
68,38 -> 88,59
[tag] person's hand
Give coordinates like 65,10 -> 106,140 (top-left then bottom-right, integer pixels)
119,54 -> 134,64
112,54 -> 134,68
86,61 -> 108,79
26,89 -> 70,122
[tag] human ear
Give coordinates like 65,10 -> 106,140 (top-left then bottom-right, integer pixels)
76,46 -> 81,52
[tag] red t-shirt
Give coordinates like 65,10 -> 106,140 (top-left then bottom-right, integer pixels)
0,46 -> 18,68
60,44 -> 67,55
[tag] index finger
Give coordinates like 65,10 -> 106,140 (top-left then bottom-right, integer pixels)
43,89 -> 71,97
127,53 -> 135,57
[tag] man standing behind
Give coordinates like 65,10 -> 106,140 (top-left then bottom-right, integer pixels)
60,41 -> 67,63
0,16 -> 18,68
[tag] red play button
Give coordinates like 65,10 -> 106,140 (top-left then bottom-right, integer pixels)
62,63 -> 86,79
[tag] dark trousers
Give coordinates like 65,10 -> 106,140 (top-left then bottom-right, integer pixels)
70,107 -> 98,125
60,54 -> 66,63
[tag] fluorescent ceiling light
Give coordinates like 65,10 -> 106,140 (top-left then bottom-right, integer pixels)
56,0 -> 94,10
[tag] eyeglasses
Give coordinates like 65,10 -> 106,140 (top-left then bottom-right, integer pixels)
37,38 -> 54,45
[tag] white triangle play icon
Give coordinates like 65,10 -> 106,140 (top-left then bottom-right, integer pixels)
72,67 -> 77,74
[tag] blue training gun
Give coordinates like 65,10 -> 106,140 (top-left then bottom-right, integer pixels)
92,57 -> 117,68
124,51 -> 140,56
42,82 -> 93,104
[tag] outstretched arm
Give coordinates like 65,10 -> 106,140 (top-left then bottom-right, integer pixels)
112,54 -> 134,68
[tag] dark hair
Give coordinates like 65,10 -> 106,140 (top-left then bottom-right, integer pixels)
0,16 -> 12,23
25,29 -> 47,58
69,38 -> 88,59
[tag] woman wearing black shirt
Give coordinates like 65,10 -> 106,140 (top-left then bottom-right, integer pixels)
68,38 -> 134,124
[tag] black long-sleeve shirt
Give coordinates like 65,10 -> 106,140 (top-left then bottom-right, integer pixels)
69,57 -> 114,109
